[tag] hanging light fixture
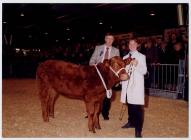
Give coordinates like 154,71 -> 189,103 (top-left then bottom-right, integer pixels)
150,11 -> 155,16
20,12 -> 24,17
99,21 -> 103,25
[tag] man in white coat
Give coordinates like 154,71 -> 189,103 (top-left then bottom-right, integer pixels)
120,38 -> 147,137
89,33 -> 120,120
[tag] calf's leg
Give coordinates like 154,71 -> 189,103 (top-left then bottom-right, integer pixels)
39,87 -> 50,122
48,88 -> 59,118
93,102 -> 101,129
85,101 -> 96,133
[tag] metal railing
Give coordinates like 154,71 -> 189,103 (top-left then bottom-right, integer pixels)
146,60 -> 185,99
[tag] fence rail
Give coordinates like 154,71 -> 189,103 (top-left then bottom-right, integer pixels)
146,61 -> 185,99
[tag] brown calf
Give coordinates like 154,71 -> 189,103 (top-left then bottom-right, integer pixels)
36,56 -> 127,133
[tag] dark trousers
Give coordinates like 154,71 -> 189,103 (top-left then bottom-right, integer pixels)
127,103 -> 144,132
102,96 -> 111,117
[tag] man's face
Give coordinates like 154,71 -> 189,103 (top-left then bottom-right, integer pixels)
147,41 -> 152,48
174,43 -> 182,51
105,35 -> 114,47
129,40 -> 138,51
171,34 -> 176,40
157,38 -> 162,44
160,42 -> 167,49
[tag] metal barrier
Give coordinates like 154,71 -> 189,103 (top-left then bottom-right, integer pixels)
146,61 -> 185,99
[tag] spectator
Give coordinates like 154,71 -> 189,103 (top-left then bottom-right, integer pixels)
143,39 -> 159,64
158,41 -> 169,64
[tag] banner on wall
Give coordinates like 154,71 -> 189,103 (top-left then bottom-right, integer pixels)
137,35 -> 163,44
114,32 -> 134,40
164,26 -> 187,42
113,26 -> 187,44
114,32 -> 163,44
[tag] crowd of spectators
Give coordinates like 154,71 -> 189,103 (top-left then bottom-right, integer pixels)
3,28 -> 188,79
117,32 -> 188,65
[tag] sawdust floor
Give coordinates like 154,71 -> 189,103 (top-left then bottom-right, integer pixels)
2,79 -> 189,138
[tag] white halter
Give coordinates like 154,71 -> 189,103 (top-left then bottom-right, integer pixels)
94,65 -> 125,98
109,66 -> 126,77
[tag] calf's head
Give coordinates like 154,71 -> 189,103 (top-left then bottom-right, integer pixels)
103,56 -> 129,81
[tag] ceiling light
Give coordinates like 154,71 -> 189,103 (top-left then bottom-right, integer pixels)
44,32 -> 48,35
20,13 -> 24,17
99,22 -> 103,25
15,48 -> 20,51
15,48 -> 21,53
150,11 -> 155,16
66,28 -> 70,31
67,38 -> 70,41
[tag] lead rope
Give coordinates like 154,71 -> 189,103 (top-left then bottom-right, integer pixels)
94,65 -> 112,98
119,63 -> 135,120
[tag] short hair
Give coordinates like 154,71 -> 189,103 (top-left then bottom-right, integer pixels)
174,41 -> 183,47
129,37 -> 140,44
105,32 -> 114,37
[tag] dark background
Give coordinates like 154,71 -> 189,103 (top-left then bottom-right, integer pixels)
2,3 -> 189,78
3,3 -> 188,47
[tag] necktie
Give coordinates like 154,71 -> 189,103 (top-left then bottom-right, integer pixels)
128,52 -> 133,59
129,53 -> 132,58
163,48 -> 165,53
104,47 -> 109,60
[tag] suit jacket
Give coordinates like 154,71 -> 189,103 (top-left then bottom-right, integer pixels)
89,44 -> 120,65
120,51 -> 147,105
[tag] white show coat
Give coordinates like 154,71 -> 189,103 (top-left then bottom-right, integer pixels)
120,51 -> 147,105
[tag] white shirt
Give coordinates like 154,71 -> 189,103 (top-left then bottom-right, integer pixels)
129,50 -> 137,58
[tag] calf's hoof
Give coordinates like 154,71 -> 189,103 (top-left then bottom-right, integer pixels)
95,127 -> 101,130
89,129 -> 96,133
43,116 -> 49,122
43,118 -> 49,122
49,114 -> 55,118
95,125 -> 101,129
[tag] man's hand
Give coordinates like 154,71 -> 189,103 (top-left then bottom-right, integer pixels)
130,59 -> 138,66
120,73 -> 129,81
